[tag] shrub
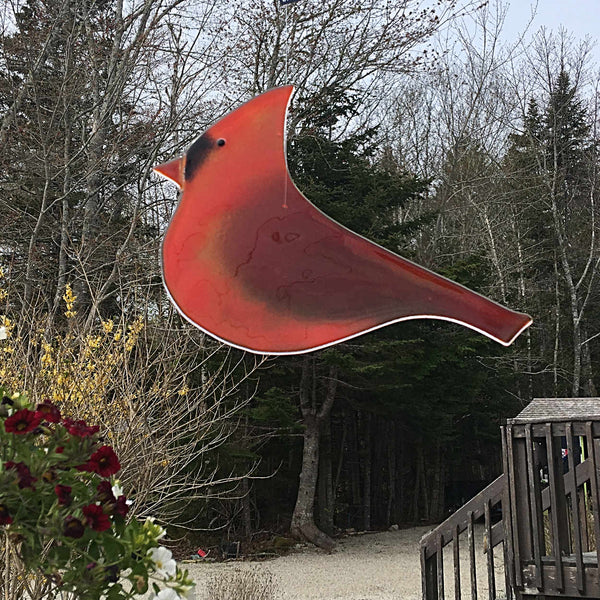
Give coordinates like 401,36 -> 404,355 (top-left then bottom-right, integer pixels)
204,568 -> 278,600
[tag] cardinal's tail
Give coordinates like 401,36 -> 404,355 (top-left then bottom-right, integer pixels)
422,276 -> 532,346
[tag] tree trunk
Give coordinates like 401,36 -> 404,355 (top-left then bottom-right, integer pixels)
429,442 -> 446,522
241,477 -> 252,540
290,359 -> 337,551
291,412 -> 334,551
362,411 -> 372,530
350,410 -> 361,510
317,414 -> 335,534
386,420 -> 396,526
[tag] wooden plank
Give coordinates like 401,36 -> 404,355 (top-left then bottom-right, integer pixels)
521,562 -> 600,597
501,425 -> 515,598
468,511 -> 477,600
566,423 -> 585,594
506,424 -> 523,587
437,535 -> 445,600
544,423 -> 564,592
511,421 -> 600,438
578,482 -> 589,551
453,523 -> 461,600
422,544 -> 438,600
525,425 -> 543,589
514,437 -> 534,561
484,500 -> 496,600
502,539 -> 512,600
587,424 -> 600,572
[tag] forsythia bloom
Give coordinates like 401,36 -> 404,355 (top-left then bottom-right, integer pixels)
86,335 -> 102,349
0,316 -> 13,337
0,268 -> 6,301
124,316 -> 144,352
63,284 -> 77,318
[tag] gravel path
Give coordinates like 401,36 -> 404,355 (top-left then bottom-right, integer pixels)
184,525 -> 507,600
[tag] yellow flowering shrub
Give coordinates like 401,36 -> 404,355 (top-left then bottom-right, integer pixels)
0,276 -> 258,525
0,286 -> 147,430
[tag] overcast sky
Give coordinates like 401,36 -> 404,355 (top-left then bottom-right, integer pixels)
501,0 -> 599,62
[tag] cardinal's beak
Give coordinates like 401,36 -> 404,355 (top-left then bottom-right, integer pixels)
154,157 -> 185,188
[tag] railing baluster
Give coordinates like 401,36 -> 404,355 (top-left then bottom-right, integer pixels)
586,422 -> 600,572
484,499 -> 496,600
437,535 -> 445,600
454,523 -> 461,600
506,424 -> 522,587
525,424 -> 543,589
468,511 -> 477,600
566,423 -> 585,594
545,423 -> 564,592
500,426 -> 515,600
422,543 -> 439,600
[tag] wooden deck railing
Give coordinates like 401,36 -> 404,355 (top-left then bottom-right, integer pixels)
420,475 -> 509,600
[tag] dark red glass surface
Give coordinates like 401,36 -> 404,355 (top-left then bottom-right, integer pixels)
156,86 -> 532,354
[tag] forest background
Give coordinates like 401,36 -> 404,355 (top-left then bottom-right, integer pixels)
1,0 -> 599,552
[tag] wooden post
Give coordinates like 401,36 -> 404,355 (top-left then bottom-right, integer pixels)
506,424 -> 523,588
585,422 -> 600,571
484,499 -> 496,600
545,424 -> 565,592
422,544 -> 439,600
467,511 -> 478,600
565,424 -> 585,594
453,523 -> 461,600
501,426 -> 515,599
525,425 -> 544,589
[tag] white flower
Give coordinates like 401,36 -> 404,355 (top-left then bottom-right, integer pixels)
0,326 -> 6,340
111,481 -> 133,506
148,546 -> 177,579
145,517 -> 167,540
111,481 -> 124,497
180,585 -> 196,600
152,589 -> 180,600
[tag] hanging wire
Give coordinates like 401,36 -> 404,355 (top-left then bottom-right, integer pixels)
282,0 -> 292,208
284,1 -> 289,84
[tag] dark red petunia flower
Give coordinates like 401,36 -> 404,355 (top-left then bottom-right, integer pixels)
54,484 -> 72,506
35,402 -> 61,423
4,409 -> 42,434
79,446 -> 120,477
114,495 -> 129,517
55,446 -> 64,454
96,481 -> 129,517
83,504 -> 111,532
96,480 -> 116,506
63,516 -> 85,538
5,461 -> 37,489
0,504 -> 13,525
62,418 -> 99,438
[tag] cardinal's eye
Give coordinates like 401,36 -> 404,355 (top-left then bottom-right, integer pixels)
217,138 -> 226,147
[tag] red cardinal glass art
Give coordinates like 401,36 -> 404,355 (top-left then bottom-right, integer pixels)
155,86 -> 532,355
